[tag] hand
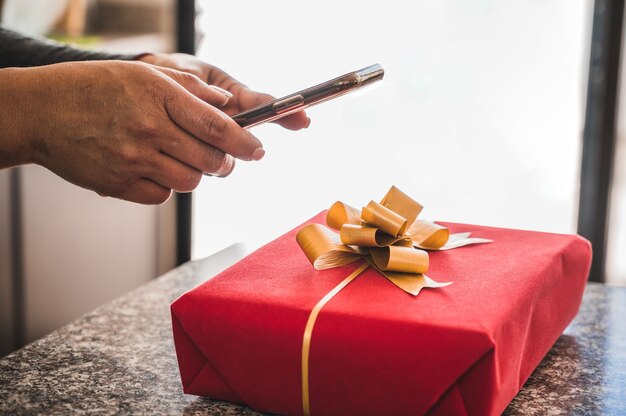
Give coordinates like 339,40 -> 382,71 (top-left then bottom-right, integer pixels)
137,53 -> 311,130
0,60 -> 266,204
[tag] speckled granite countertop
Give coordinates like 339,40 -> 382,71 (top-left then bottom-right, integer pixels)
1,244 -> 625,415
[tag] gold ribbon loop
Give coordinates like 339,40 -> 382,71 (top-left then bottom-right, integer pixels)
296,223 -> 364,270
325,188 -> 449,250
361,200 -> 408,237
327,201 -> 361,230
296,187 -> 456,296
370,246 -> 429,274
340,224 -> 399,247
407,219 -> 450,250
379,185 -> 423,225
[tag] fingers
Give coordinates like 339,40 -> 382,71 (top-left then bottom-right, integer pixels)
147,60 -> 312,132
149,153 -> 203,192
154,66 -> 232,107
163,91 -> 265,162
151,66 -> 257,164
109,146 -> 233,205
119,179 -> 172,205
154,65 -> 311,132
274,110 -> 311,130
157,125 -> 236,177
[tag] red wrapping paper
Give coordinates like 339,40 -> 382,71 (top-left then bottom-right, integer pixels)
171,212 -> 591,415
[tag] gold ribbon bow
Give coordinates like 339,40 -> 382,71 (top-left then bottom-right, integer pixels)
297,185 -> 454,296
295,186 -> 491,416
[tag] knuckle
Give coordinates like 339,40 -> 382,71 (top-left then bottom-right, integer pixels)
130,117 -> 159,140
145,82 -> 164,104
154,131 -> 181,155
119,143 -> 142,165
201,111 -> 226,140
179,70 -> 201,85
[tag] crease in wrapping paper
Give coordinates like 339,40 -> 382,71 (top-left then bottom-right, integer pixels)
295,186 -> 492,416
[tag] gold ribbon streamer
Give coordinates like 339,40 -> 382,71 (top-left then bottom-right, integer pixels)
301,263 -> 369,416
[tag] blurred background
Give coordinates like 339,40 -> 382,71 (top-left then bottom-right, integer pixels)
1,0 -> 625,357
0,0 -> 178,356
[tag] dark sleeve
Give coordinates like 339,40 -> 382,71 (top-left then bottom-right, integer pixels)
0,27 -> 139,68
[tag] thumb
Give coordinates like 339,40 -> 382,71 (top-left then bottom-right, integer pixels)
153,66 -> 233,107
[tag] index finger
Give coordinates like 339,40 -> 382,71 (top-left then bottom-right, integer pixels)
273,110 -> 311,130
163,86 -> 265,161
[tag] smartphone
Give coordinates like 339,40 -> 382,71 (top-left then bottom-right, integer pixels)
231,63 -> 384,129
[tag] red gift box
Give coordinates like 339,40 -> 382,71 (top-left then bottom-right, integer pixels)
171,212 -> 591,415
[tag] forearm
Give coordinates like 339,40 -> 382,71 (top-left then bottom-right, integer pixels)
0,67 -> 37,168
0,27 -> 136,68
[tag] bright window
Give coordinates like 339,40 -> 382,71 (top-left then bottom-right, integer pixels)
192,1 -> 592,260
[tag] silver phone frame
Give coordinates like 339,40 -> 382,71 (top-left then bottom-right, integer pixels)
231,64 -> 384,129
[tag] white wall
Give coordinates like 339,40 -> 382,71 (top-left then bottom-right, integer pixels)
19,165 -> 173,342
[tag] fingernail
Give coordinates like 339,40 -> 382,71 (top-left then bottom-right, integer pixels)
250,147 -> 265,161
305,117 -> 312,129
208,85 -> 233,98
216,155 -> 235,177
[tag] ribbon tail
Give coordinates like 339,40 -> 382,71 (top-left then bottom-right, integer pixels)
437,232 -> 494,250
366,258 -> 452,296
381,270 -> 452,296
